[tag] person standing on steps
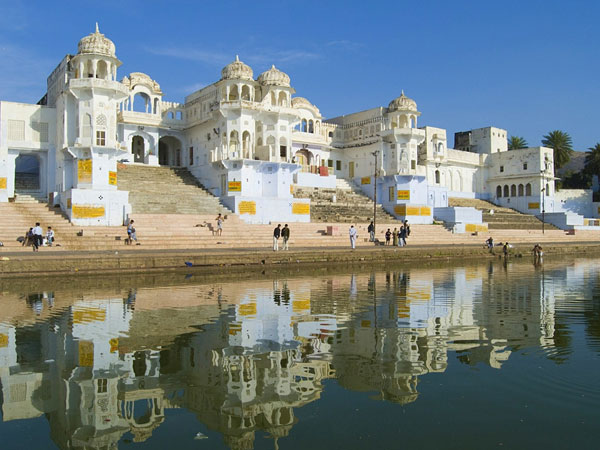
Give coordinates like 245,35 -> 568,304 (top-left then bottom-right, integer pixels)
349,225 -> 358,249
215,213 -> 223,236
392,228 -> 398,246
368,221 -> 375,242
385,228 -> 391,245
282,224 -> 290,250
404,220 -> 410,245
273,224 -> 281,251
46,226 -> 55,247
32,222 -> 43,252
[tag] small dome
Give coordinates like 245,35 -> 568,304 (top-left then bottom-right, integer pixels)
78,23 -> 116,58
291,97 -> 313,108
257,65 -> 290,87
221,55 -> 253,81
388,91 -> 417,112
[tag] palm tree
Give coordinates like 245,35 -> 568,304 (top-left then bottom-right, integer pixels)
508,136 -> 528,150
584,143 -> 600,177
542,130 -> 573,169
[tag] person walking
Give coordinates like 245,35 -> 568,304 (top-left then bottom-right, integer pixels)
403,220 -> 410,245
399,225 -> 406,247
273,224 -> 281,251
368,221 -> 375,242
392,228 -> 398,246
349,225 -> 358,249
127,220 -> 138,244
32,222 -> 43,252
282,224 -> 290,250
215,213 -> 223,236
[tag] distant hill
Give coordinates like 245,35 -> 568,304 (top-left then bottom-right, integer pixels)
557,150 -> 586,177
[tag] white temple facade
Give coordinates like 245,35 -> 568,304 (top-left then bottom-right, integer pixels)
0,26 -> 570,226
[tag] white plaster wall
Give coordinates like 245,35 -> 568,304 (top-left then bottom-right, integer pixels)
222,196 -> 310,224
63,188 -> 129,226
294,172 -> 336,188
434,207 -> 482,224
554,189 -> 593,217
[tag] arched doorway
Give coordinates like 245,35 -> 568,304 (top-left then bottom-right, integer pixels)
132,136 -> 145,163
158,136 -> 182,166
15,154 -> 40,192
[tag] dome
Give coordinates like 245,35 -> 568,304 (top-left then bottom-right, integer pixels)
77,23 -> 116,58
257,65 -> 290,87
291,97 -> 313,108
221,55 -> 253,81
388,90 -> 417,112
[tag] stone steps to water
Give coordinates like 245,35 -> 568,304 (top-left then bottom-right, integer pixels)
117,164 -> 231,215
294,184 -> 398,223
449,197 -> 558,230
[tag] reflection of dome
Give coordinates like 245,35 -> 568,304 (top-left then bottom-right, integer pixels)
388,90 -> 417,112
78,23 -> 116,58
221,55 -> 254,81
258,65 -> 290,87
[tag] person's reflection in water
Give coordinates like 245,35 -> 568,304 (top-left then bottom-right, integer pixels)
350,274 -> 357,299
124,288 -> 137,312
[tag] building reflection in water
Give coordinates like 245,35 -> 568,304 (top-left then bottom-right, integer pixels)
0,258 -> 591,449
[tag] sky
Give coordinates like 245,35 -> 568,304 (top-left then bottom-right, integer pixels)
1,0 -> 598,150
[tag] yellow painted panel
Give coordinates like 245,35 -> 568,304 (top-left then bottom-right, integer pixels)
73,308 -> 106,324
290,184 -> 294,194
394,204 -> 406,215
109,338 -> 119,353
292,203 -> 310,215
79,340 -> 94,367
238,201 -> 256,215
78,159 -> 92,183
239,303 -> 257,316
228,181 -> 242,192
0,177 -> 6,189
597,206 -> 600,214
108,171 -> 117,186
361,320 -> 371,328
528,202 -> 540,209
420,206 -> 431,216
292,299 -> 311,312
408,288 -> 431,302
397,190 -> 410,200
72,205 -> 105,219
0,333 -> 8,348
361,177 -> 371,185
67,198 -> 72,208
229,323 -> 241,335
406,206 -> 421,216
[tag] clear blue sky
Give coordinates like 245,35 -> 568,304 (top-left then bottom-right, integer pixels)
1,0 -> 598,150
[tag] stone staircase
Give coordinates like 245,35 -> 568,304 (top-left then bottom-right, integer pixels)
294,180 -> 397,224
14,191 -> 47,203
117,164 -> 231,215
449,197 -> 557,230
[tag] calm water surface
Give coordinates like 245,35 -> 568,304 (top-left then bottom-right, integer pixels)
0,257 -> 599,449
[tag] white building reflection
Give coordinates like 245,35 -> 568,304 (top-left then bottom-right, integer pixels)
0,258 -> 589,449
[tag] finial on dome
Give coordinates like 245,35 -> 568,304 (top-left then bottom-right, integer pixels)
235,55 -> 240,61
401,89 -> 405,96
271,64 -> 276,69
95,22 -> 99,33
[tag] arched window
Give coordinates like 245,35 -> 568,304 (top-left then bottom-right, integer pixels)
496,186 -> 502,197
241,85 -> 250,101
229,130 -> 239,154
257,137 -> 263,146
503,185 -> 509,197
97,60 -> 108,80
271,92 -> 277,105
278,91 -> 287,106
546,183 -> 550,196
301,119 -> 307,132
328,131 -> 333,138
82,113 -> 92,138
526,183 -> 532,196
309,120 -> 314,133
242,131 -> 251,158
518,184 -> 524,196
435,170 -> 440,184
267,136 -> 276,158
279,137 -> 287,158
437,142 -> 444,153
511,184 -> 517,197
229,85 -> 239,101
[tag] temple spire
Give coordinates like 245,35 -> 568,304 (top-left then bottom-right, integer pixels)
95,22 -> 99,33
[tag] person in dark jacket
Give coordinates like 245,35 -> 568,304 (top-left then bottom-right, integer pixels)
282,224 -> 290,250
273,224 -> 281,251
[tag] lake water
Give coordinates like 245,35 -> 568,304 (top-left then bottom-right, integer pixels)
0,257 -> 599,449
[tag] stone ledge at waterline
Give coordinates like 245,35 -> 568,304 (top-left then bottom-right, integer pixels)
2,244 -> 600,277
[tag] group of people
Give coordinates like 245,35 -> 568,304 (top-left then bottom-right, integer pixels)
273,224 -> 291,250
20,223 -> 54,251
366,220 -> 411,247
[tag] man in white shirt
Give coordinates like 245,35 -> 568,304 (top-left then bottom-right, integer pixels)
32,222 -> 43,252
349,225 -> 358,249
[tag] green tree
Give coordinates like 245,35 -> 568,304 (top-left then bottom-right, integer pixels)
584,143 -> 600,177
541,130 -> 573,169
508,136 -> 528,150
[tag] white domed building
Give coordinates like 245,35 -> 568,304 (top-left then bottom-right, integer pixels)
1,27 -> 577,228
